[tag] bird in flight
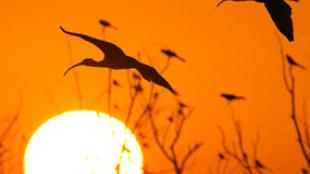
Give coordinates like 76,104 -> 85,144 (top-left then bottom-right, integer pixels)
286,55 -> 307,70
99,19 -> 117,30
60,26 -> 176,94
161,49 -> 185,62
217,0 -> 295,42
220,93 -> 245,101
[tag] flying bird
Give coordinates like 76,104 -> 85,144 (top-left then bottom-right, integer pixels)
217,0 -> 295,42
220,93 -> 245,101
286,55 -> 307,70
161,49 -> 185,62
99,19 -> 117,30
60,26 -> 176,94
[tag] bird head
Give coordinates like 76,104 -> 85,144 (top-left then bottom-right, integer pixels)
99,20 -> 111,27
63,58 -> 95,76
99,19 -> 117,30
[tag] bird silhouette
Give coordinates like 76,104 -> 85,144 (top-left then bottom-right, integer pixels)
217,0 -> 295,42
218,153 -> 225,160
255,160 -> 272,171
161,49 -> 185,62
60,26 -> 176,94
286,55 -> 307,70
220,93 -> 245,101
99,19 -> 117,30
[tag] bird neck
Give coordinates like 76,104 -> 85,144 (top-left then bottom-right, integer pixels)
86,59 -> 105,67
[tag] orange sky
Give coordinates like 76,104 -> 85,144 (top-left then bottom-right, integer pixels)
1,0 -> 310,173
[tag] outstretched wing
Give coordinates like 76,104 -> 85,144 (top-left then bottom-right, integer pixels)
265,0 -> 294,41
60,26 -> 125,57
135,61 -> 177,94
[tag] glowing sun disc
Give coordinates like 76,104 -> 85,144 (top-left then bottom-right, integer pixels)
24,110 -> 143,174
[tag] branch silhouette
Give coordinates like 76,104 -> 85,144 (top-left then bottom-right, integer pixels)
0,94 -> 22,174
64,35 -> 84,109
149,104 -> 203,174
218,93 -> 270,174
275,32 -> 310,167
285,55 -> 310,167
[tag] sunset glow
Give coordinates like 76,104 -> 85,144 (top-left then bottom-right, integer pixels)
23,110 -> 143,174
1,0 -> 310,173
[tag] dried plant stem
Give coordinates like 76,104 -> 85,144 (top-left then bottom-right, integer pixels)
115,89 -> 139,174
66,37 -> 83,109
229,104 -> 253,174
107,69 -> 112,116
161,57 -> 171,74
275,32 -> 310,166
44,83 -> 59,114
218,102 -> 254,174
287,66 -> 310,166
0,94 -> 22,174
302,97 -> 310,151
149,108 -> 203,174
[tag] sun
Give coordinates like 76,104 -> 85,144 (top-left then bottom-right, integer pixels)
23,110 -> 143,174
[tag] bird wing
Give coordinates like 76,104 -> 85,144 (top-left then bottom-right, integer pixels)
60,26 -> 125,58
264,0 -> 294,41
135,61 -> 176,94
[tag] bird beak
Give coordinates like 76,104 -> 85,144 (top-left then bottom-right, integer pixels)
216,0 -> 227,7
63,62 -> 83,76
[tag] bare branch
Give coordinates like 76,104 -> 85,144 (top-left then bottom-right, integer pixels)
65,36 -> 83,109
287,65 -> 310,166
274,31 -> 291,92
303,96 -> 310,152
180,142 -> 204,171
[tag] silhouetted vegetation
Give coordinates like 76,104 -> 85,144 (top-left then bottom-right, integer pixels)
215,93 -> 270,174
0,94 -> 23,174
274,32 -> 309,171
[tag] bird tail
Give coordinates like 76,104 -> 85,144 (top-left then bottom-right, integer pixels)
135,62 -> 177,95
176,56 -> 186,62
236,96 -> 246,100
110,25 -> 118,30
298,64 -> 307,70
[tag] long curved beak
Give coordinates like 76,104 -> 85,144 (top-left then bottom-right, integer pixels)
216,0 -> 227,7
63,62 -> 83,76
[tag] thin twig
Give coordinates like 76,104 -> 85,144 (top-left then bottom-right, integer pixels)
218,126 -> 247,170
274,31 -> 291,92
65,36 -> 83,109
227,103 -> 253,173
161,57 -> 171,74
44,83 -> 59,114
303,96 -> 310,152
287,65 -> 310,166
